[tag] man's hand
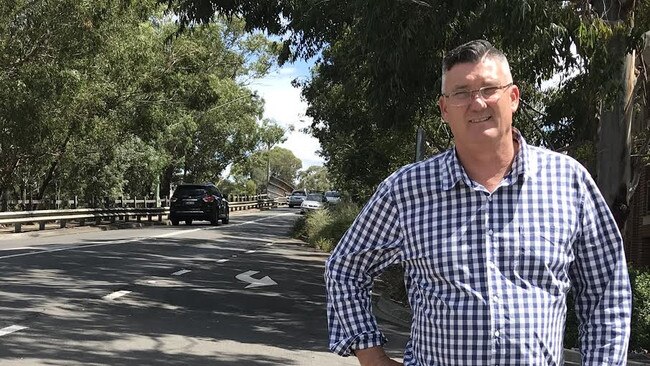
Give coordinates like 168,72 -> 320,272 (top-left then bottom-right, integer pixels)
355,346 -> 403,366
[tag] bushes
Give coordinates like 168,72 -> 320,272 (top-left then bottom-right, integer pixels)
291,202 -> 360,252
629,266 -> 650,352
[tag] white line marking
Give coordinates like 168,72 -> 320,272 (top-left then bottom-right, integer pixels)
155,228 -> 203,238
103,290 -> 131,300
245,250 -> 256,254
217,259 -> 229,263
171,269 -> 191,276
0,325 -> 28,337
0,212 -> 295,260
265,243 -> 274,246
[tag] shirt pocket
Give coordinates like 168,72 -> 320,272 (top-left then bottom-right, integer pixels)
516,225 -> 573,296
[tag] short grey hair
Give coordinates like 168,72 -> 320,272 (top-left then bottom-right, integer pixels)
441,40 -> 512,92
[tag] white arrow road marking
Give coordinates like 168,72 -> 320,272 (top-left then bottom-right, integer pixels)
0,325 -> 28,337
103,290 -> 131,300
171,269 -> 191,276
235,270 -> 277,289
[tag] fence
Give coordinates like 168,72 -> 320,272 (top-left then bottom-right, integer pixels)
0,194 -> 279,233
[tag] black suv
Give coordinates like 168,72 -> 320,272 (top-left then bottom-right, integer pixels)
169,183 -> 229,226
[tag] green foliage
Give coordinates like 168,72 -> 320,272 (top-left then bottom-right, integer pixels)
0,2 -> 281,204
297,166 -> 331,192
231,146 -> 301,192
291,201 -> 361,253
629,267 -> 650,352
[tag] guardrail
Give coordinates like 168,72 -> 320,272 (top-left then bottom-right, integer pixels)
0,198 -> 280,233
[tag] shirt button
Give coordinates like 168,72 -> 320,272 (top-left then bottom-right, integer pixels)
493,295 -> 499,302
488,229 -> 494,236
487,195 -> 493,201
494,330 -> 500,337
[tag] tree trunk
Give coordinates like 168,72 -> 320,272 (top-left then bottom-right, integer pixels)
160,165 -> 175,198
36,124 -> 77,200
594,1 -> 637,233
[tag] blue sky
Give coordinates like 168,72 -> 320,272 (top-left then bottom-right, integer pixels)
249,58 -> 324,170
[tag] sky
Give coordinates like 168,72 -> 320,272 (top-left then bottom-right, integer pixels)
249,58 -> 324,170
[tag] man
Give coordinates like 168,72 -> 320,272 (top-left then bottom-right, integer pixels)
325,40 -> 632,365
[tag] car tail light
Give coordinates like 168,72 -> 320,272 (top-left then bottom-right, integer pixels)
202,195 -> 215,203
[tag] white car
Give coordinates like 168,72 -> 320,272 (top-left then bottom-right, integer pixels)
324,191 -> 341,204
300,193 -> 328,214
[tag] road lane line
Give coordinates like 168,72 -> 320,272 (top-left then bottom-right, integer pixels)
154,228 -> 203,238
171,269 -> 191,276
0,240 -> 137,260
217,259 -> 229,263
103,290 -> 131,300
245,250 -> 256,254
0,325 -> 28,337
0,212 -> 296,260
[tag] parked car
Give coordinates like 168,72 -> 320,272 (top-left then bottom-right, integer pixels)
169,183 -> 229,226
300,193 -> 328,214
288,190 -> 307,208
324,190 -> 341,204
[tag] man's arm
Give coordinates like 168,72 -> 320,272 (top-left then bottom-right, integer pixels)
570,175 -> 632,365
355,346 -> 403,366
325,178 -> 404,357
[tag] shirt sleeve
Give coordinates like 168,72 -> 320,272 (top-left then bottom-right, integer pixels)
569,174 -> 632,365
324,178 -> 404,356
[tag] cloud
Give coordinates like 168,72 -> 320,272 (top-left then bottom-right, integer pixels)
250,65 -> 324,170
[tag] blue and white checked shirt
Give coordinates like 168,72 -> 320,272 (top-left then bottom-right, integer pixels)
325,133 -> 632,365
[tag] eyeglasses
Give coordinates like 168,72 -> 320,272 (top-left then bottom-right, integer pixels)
443,83 -> 513,107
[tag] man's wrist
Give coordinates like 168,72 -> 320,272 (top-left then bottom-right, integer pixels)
354,346 -> 394,366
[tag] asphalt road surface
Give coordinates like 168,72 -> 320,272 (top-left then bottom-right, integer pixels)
0,208 -> 409,366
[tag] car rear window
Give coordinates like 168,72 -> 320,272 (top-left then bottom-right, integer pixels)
173,186 -> 207,197
291,191 -> 306,196
325,191 -> 340,197
306,194 -> 323,201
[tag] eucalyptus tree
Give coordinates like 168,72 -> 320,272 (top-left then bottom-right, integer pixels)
0,0 -> 157,206
231,146 -> 301,191
297,165 -> 331,193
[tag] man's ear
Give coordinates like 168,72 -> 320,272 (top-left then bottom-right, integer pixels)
510,84 -> 520,113
438,96 -> 449,123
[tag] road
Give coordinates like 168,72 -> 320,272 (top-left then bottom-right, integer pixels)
0,208 -> 409,366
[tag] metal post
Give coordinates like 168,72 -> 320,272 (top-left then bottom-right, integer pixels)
415,126 -> 426,162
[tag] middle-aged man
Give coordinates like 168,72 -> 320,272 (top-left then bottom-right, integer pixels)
325,39 -> 632,365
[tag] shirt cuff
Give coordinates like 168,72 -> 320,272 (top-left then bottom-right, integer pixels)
331,331 -> 388,357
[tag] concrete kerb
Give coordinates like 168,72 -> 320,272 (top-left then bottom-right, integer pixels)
372,294 -> 650,365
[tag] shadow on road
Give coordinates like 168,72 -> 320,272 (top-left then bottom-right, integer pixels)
0,212 -> 408,365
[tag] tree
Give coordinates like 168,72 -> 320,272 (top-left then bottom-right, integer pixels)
297,165 -> 330,192
0,1 -> 282,206
231,146 -> 301,192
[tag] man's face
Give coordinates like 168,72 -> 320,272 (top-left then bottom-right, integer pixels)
438,57 -> 519,149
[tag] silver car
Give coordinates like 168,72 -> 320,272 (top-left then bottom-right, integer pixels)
288,190 -> 307,208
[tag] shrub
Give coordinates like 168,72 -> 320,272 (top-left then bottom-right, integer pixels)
292,202 -> 361,252
630,266 -> 650,352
